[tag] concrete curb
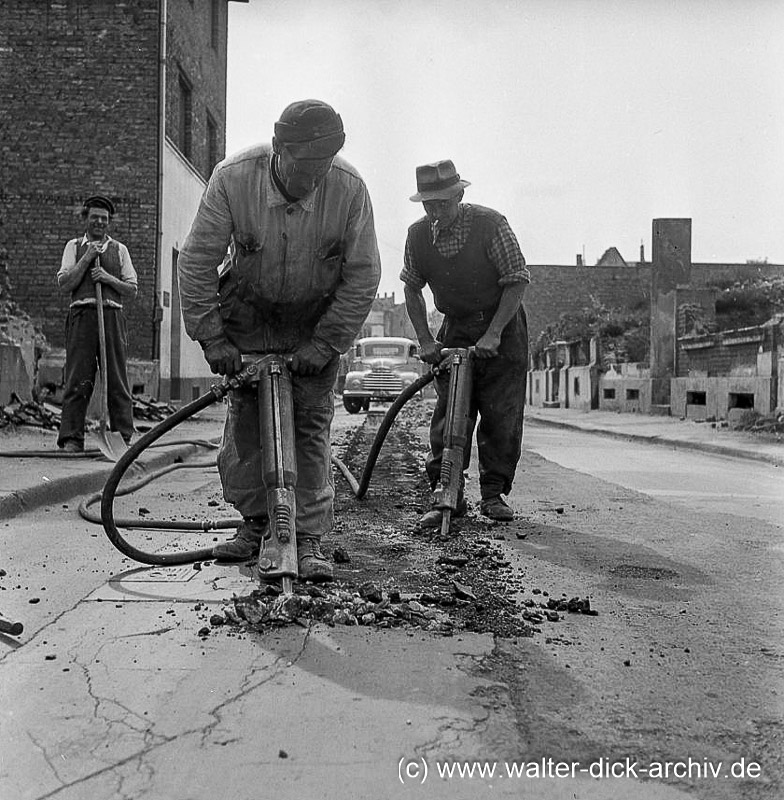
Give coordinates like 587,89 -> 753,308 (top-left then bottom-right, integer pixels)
525,415 -> 784,467
0,441 -> 214,520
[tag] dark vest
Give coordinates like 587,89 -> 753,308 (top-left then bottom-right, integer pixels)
410,205 -> 504,318
409,204 -> 528,362
72,240 -> 123,306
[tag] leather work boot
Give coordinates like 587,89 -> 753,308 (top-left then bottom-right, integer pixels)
297,537 -> 334,582
418,497 -> 468,528
480,496 -> 514,521
213,517 -> 269,561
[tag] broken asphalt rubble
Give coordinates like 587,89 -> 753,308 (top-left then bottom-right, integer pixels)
1,400 -> 781,641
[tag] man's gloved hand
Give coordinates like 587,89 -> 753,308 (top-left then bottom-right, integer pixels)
200,335 -> 242,376
290,341 -> 332,376
419,340 -> 444,365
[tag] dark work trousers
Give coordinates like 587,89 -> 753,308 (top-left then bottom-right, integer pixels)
426,355 -> 527,501
217,358 -> 340,541
57,305 -> 134,448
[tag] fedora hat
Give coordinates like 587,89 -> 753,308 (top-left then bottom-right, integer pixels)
410,159 -> 470,202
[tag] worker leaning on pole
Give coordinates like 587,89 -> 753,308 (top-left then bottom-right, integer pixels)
177,99 -> 381,582
400,159 -> 530,528
56,195 -> 137,453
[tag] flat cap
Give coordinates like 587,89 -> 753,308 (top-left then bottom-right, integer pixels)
83,195 -> 115,215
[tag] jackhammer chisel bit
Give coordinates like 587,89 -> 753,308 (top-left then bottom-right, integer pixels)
252,355 -> 299,592
433,348 -> 473,538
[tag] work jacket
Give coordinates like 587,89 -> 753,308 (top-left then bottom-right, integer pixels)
177,144 -> 381,355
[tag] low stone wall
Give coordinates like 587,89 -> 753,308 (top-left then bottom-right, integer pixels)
671,376 -> 776,420
598,364 -> 652,414
528,369 -> 546,407
598,376 -> 652,414
559,364 -> 599,411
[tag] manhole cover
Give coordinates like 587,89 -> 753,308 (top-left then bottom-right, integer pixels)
610,564 -> 679,580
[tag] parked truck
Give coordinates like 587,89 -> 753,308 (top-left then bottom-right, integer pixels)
340,336 -> 424,414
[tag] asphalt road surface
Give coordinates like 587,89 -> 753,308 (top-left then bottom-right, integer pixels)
0,407 -> 781,799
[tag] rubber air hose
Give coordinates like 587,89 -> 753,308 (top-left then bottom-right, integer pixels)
100,386 -> 228,565
331,369 -> 435,499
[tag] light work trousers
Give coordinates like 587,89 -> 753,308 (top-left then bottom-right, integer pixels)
218,358 -> 339,539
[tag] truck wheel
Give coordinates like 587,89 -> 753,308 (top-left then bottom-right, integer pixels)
343,397 -> 363,414
361,398 -> 371,411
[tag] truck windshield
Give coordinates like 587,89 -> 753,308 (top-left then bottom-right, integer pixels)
363,344 -> 405,357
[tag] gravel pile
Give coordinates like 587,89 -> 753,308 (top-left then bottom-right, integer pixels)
203,580 -> 458,637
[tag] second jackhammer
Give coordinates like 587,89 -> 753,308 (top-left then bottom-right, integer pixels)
430,348 -> 474,538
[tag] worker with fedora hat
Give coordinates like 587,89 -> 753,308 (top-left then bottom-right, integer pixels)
56,194 -> 137,453
177,99 -> 381,580
401,159 -> 530,526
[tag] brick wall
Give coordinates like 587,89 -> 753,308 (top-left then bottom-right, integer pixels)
677,327 -> 771,378
525,264 -> 650,343
1,0 -> 160,358
166,0 -> 229,179
678,339 -> 760,377
1,0 -> 231,361
525,261 -> 784,345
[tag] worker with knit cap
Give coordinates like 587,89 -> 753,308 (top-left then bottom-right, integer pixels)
178,100 -> 381,581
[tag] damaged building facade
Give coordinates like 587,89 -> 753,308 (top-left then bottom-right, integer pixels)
527,219 -> 784,419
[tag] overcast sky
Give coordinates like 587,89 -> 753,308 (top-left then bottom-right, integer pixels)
225,0 -> 783,301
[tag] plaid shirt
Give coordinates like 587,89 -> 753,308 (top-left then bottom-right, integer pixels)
401,204 -> 530,290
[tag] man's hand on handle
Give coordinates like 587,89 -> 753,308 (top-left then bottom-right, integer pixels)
419,340 -> 444,365
90,264 -> 111,284
84,240 -> 105,261
290,341 -> 331,376
474,330 -> 501,359
200,335 -> 242,376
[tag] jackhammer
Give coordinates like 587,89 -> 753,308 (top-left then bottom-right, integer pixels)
253,355 -> 298,592
99,354 -> 298,589
430,348 -> 473,538
97,348 -> 470,587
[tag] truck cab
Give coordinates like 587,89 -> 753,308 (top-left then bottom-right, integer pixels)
341,336 -> 423,414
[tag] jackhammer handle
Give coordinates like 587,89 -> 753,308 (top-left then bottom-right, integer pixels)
434,346 -> 475,370
0,617 -> 23,636
241,353 -> 294,367
217,354 -> 292,395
